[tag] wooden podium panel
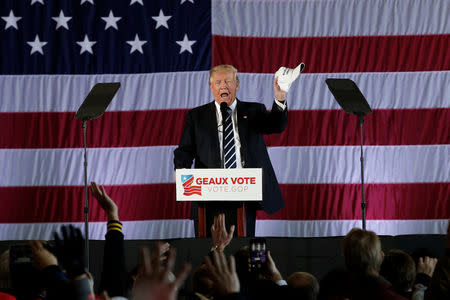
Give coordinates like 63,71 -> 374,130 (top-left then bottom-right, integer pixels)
197,203 -> 246,237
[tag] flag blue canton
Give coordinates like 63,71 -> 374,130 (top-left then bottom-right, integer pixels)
0,0 -> 211,74
181,174 -> 192,183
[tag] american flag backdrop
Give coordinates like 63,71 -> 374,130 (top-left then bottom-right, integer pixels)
0,0 -> 448,240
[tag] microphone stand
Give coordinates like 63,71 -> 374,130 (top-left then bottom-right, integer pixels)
82,119 -> 90,269
358,115 -> 367,230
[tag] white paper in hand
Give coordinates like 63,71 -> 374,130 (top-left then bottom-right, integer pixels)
275,62 -> 305,92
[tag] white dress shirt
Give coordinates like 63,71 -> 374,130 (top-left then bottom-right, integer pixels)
214,99 -> 286,168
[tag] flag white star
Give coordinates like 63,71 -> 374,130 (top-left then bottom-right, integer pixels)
176,34 -> 196,54
27,35 -> 47,55
101,10 -> 121,30
80,0 -> 94,5
151,9 -> 172,29
76,35 -> 96,55
2,10 -> 22,30
181,0 -> 194,4
31,0 -> 44,5
130,0 -> 144,5
126,34 -> 147,54
52,10 -> 72,30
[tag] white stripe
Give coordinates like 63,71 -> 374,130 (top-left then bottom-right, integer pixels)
0,71 -> 448,112
212,0 -> 450,37
0,145 -> 447,186
0,220 -> 195,240
255,219 -> 449,237
224,138 -> 234,152
224,152 -> 236,166
270,145 -> 449,184
1,219 -> 446,240
240,71 -> 450,110
224,127 -> 233,141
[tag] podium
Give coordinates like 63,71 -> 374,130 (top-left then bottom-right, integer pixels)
176,168 -> 262,237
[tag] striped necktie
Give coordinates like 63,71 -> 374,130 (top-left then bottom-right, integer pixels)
223,108 -> 237,168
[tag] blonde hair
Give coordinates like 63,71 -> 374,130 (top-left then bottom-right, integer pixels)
342,228 -> 383,275
209,64 -> 239,84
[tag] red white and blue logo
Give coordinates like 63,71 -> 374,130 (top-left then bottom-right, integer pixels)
181,175 -> 202,196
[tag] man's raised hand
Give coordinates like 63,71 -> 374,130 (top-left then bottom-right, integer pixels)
211,213 -> 235,252
273,77 -> 286,102
90,181 -> 119,221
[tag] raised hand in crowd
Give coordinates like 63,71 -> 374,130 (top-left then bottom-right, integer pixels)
205,251 -> 240,297
261,250 -> 283,283
53,225 -> 85,279
132,243 -> 191,300
425,220 -> 450,300
211,214 -> 235,252
90,181 -> 119,221
52,225 -> 96,300
417,256 -> 438,277
29,240 -> 58,271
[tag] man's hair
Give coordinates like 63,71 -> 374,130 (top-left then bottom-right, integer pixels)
209,64 -> 239,84
287,272 -> 319,300
342,228 -> 383,275
379,249 -> 416,292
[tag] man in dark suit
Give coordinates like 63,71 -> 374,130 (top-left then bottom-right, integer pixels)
174,65 -> 288,236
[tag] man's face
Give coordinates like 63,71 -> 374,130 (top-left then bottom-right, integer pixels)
209,71 -> 239,106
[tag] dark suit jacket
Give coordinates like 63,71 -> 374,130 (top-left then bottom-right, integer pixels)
174,99 -> 288,214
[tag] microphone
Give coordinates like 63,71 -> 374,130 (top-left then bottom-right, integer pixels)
220,101 -> 228,114
220,101 -> 228,126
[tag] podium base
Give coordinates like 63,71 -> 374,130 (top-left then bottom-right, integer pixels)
193,202 -> 256,237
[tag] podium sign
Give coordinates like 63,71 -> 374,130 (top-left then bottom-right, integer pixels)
176,168 -> 262,201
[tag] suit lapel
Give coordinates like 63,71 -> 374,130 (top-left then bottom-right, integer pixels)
236,100 -> 248,165
205,101 -> 221,166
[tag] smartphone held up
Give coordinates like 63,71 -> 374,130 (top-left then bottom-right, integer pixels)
249,238 -> 267,273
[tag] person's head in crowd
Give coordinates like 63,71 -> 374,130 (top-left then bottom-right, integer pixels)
192,264 -> 215,299
0,251 -> 11,290
287,271 -> 319,300
379,249 -> 416,294
209,64 -> 239,107
342,228 -> 383,276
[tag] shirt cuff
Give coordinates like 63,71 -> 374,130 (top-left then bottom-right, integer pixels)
274,99 -> 287,110
107,220 -> 123,233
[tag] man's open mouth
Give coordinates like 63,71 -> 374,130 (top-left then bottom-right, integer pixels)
220,92 -> 229,98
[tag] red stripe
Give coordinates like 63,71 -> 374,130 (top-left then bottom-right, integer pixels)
258,183 -> 449,220
1,108 -> 447,148
185,187 -> 201,191
183,176 -> 194,187
212,34 -> 450,73
0,184 -> 190,223
265,108 -> 450,146
184,191 -> 202,196
0,183 -> 447,223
